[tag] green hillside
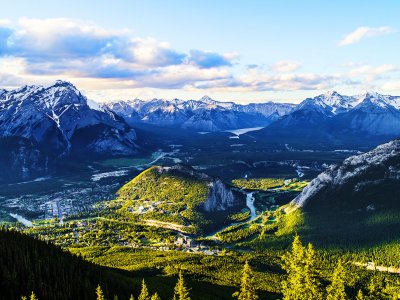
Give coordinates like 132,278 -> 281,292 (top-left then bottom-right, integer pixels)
108,165 -> 245,233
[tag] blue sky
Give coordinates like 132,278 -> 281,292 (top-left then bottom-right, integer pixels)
0,0 -> 399,103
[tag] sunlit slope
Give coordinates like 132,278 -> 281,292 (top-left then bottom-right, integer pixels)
114,165 -> 246,233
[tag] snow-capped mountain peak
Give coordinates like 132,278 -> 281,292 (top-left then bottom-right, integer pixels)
41,81 -> 87,110
199,95 -> 216,104
105,95 -> 295,131
353,92 -> 400,111
0,80 -> 138,159
296,91 -> 359,115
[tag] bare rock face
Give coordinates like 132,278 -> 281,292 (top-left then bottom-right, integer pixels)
158,164 -> 245,212
0,80 -> 140,182
291,139 -> 400,210
203,179 -> 242,212
0,137 -> 50,183
0,80 -> 139,158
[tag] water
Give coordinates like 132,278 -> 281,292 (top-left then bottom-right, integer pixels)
206,192 -> 257,238
246,192 -> 257,220
224,127 -> 264,136
10,213 -> 33,227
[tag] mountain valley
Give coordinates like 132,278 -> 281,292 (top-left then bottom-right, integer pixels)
1,81 -> 400,300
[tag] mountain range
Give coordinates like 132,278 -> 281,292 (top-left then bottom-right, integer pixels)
0,81 -> 138,182
106,90 -> 400,145
1,80 -> 400,181
254,91 -> 400,148
105,95 -> 295,131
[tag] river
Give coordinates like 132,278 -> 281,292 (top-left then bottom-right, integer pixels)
206,191 -> 257,238
10,213 -> 33,227
246,192 -> 257,221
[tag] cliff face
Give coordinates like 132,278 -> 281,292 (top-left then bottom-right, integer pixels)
0,137 -> 51,183
116,164 -> 246,233
163,164 -> 245,212
291,139 -> 400,210
203,179 -> 243,212
0,81 -> 139,158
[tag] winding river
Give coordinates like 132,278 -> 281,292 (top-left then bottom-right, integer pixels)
207,191 -> 257,238
246,192 -> 257,221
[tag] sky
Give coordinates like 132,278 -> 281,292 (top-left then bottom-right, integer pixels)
0,0 -> 399,104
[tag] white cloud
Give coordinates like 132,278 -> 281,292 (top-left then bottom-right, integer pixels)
348,64 -> 399,81
1,18 -> 399,99
0,18 -> 236,90
272,60 -> 302,73
339,26 -> 394,46
381,81 -> 400,92
0,19 -> 11,26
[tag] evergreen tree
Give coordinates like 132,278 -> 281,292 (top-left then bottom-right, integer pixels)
303,244 -> 322,300
356,290 -> 364,300
30,292 -> 38,300
233,261 -> 258,300
129,294 -> 135,300
326,260 -> 348,300
383,278 -> 400,299
281,235 -> 322,300
151,292 -> 161,300
96,285 -> 105,300
172,271 -> 191,300
138,279 -> 150,300
368,274 -> 386,299
113,295 -> 119,300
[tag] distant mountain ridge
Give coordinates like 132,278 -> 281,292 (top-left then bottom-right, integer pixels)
254,91 -> 400,147
105,96 -> 296,131
105,90 -> 400,140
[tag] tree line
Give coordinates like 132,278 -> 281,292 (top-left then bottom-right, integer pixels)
4,227 -> 400,300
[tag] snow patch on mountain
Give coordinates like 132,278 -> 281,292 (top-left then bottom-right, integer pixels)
105,96 -> 295,131
0,81 -> 138,158
292,139 -> 400,207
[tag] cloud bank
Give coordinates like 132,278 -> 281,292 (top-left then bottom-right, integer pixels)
0,18 -> 398,101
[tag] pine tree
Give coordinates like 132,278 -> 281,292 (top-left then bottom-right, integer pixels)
326,260 -> 348,300
21,297 -> 27,300
281,235 -> 322,300
30,292 -> 38,300
151,292 -> 161,300
172,271 -> 191,300
356,290 -> 364,300
138,279 -> 150,300
303,243 -> 322,300
368,274 -> 386,299
129,294 -> 135,300
281,235 -> 305,300
233,261 -> 258,300
96,285 -> 105,300
113,295 -> 119,300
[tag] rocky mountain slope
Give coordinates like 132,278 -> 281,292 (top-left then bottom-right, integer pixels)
291,139 -> 400,210
0,80 -> 138,157
255,91 -> 400,148
0,81 -> 139,182
105,96 -> 295,131
113,164 -> 246,233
